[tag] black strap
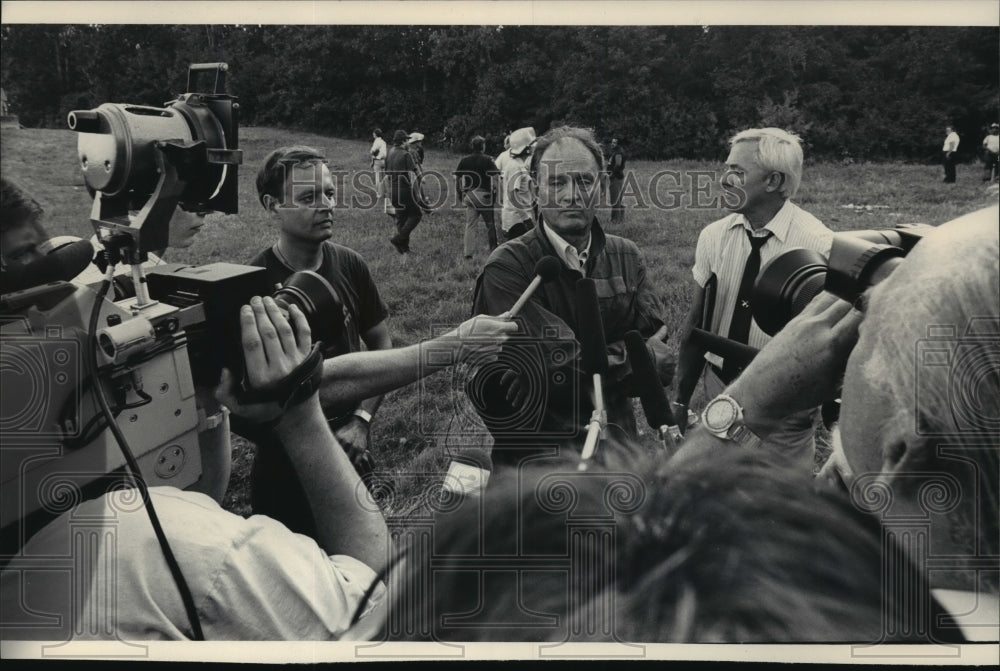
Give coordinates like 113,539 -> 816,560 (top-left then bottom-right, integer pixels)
238,343 -> 325,411
723,229 -> 772,379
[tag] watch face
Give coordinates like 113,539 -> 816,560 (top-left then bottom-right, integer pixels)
703,396 -> 738,433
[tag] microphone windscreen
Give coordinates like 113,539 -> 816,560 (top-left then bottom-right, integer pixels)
624,329 -> 675,430
575,278 -> 608,375
534,256 -> 562,283
1,239 -> 96,293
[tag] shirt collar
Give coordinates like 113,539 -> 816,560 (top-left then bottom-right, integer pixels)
727,199 -> 795,243
542,221 -> 592,273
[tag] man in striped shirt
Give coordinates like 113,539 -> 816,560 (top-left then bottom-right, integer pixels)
674,127 -> 833,473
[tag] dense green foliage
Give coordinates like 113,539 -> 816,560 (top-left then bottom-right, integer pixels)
2,25 -> 997,161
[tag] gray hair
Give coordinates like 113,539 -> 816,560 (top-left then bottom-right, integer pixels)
730,127 -> 804,199
862,208 -> 999,571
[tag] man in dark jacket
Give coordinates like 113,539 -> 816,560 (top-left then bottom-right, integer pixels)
385,129 -> 422,254
470,126 -> 674,467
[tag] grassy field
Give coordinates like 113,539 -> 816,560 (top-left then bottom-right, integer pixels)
3,125 -> 997,517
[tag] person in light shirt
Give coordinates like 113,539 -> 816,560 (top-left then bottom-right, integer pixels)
674,127 -> 833,474
942,124 -> 961,183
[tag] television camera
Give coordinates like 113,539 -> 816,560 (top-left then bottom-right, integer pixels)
0,63 -> 339,548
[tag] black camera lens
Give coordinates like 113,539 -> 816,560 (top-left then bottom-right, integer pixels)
752,248 -> 828,336
273,271 -> 346,348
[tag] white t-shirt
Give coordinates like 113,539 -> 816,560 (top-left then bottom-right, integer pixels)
943,131 -> 960,152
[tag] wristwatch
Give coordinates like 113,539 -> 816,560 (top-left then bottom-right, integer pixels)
701,394 -> 762,448
353,408 -> 373,424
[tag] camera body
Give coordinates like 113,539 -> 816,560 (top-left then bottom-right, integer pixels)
752,223 -> 934,336
0,281 -> 204,533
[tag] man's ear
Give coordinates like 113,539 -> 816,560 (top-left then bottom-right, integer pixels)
262,193 -> 280,215
765,171 -> 785,193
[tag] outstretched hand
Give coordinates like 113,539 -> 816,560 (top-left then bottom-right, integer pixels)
215,296 -> 314,423
728,291 -> 864,436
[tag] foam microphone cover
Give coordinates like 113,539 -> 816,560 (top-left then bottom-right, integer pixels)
624,329 -> 675,430
575,278 -> 608,375
535,255 -> 562,283
1,239 -> 96,293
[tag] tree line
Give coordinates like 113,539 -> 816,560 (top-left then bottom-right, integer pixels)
2,24 -> 997,162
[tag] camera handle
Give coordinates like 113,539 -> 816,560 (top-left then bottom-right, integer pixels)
93,142 -> 199,310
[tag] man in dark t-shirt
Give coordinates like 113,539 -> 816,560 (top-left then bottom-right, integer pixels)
241,145 -> 393,538
454,135 -> 500,258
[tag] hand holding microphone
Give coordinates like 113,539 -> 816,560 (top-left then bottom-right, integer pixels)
507,256 -> 561,318
495,256 -> 561,407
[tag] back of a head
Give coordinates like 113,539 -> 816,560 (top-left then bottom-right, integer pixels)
385,447 -> 954,643
255,145 -> 325,207
470,135 -> 486,153
1,176 -> 45,237
863,206 -> 999,574
614,448 -> 956,642
391,129 -> 408,146
730,127 -> 804,199
386,459 -> 639,642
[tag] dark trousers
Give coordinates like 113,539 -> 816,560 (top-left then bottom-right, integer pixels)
392,205 -> 423,250
984,151 -> 999,182
609,176 -> 625,224
943,152 -> 957,183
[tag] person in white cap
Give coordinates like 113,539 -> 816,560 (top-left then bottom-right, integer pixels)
499,126 -> 536,241
406,132 -> 425,166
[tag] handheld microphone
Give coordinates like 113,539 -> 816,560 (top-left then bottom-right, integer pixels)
507,256 -> 561,318
441,447 -> 493,499
575,278 -> 607,469
624,329 -> 681,454
689,327 -> 760,369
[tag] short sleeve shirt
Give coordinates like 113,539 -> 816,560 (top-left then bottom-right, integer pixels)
0,488 -> 385,640
692,200 -> 832,367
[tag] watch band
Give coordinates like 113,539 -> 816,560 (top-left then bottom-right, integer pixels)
701,393 -> 762,449
353,408 -> 373,424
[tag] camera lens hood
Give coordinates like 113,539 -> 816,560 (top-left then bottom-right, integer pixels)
753,248 -> 828,336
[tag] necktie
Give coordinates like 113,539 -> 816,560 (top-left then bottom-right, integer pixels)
723,228 -> 772,378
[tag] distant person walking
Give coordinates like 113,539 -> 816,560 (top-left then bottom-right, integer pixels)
494,134 -> 512,206
370,128 -> 388,207
607,138 -> 627,224
982,122 -> 999,183
407,132 -> 425,166
386,129 -> 422,254
942,125 -> 960,183
454,135 -> 500,258
499,127 -> 536,241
